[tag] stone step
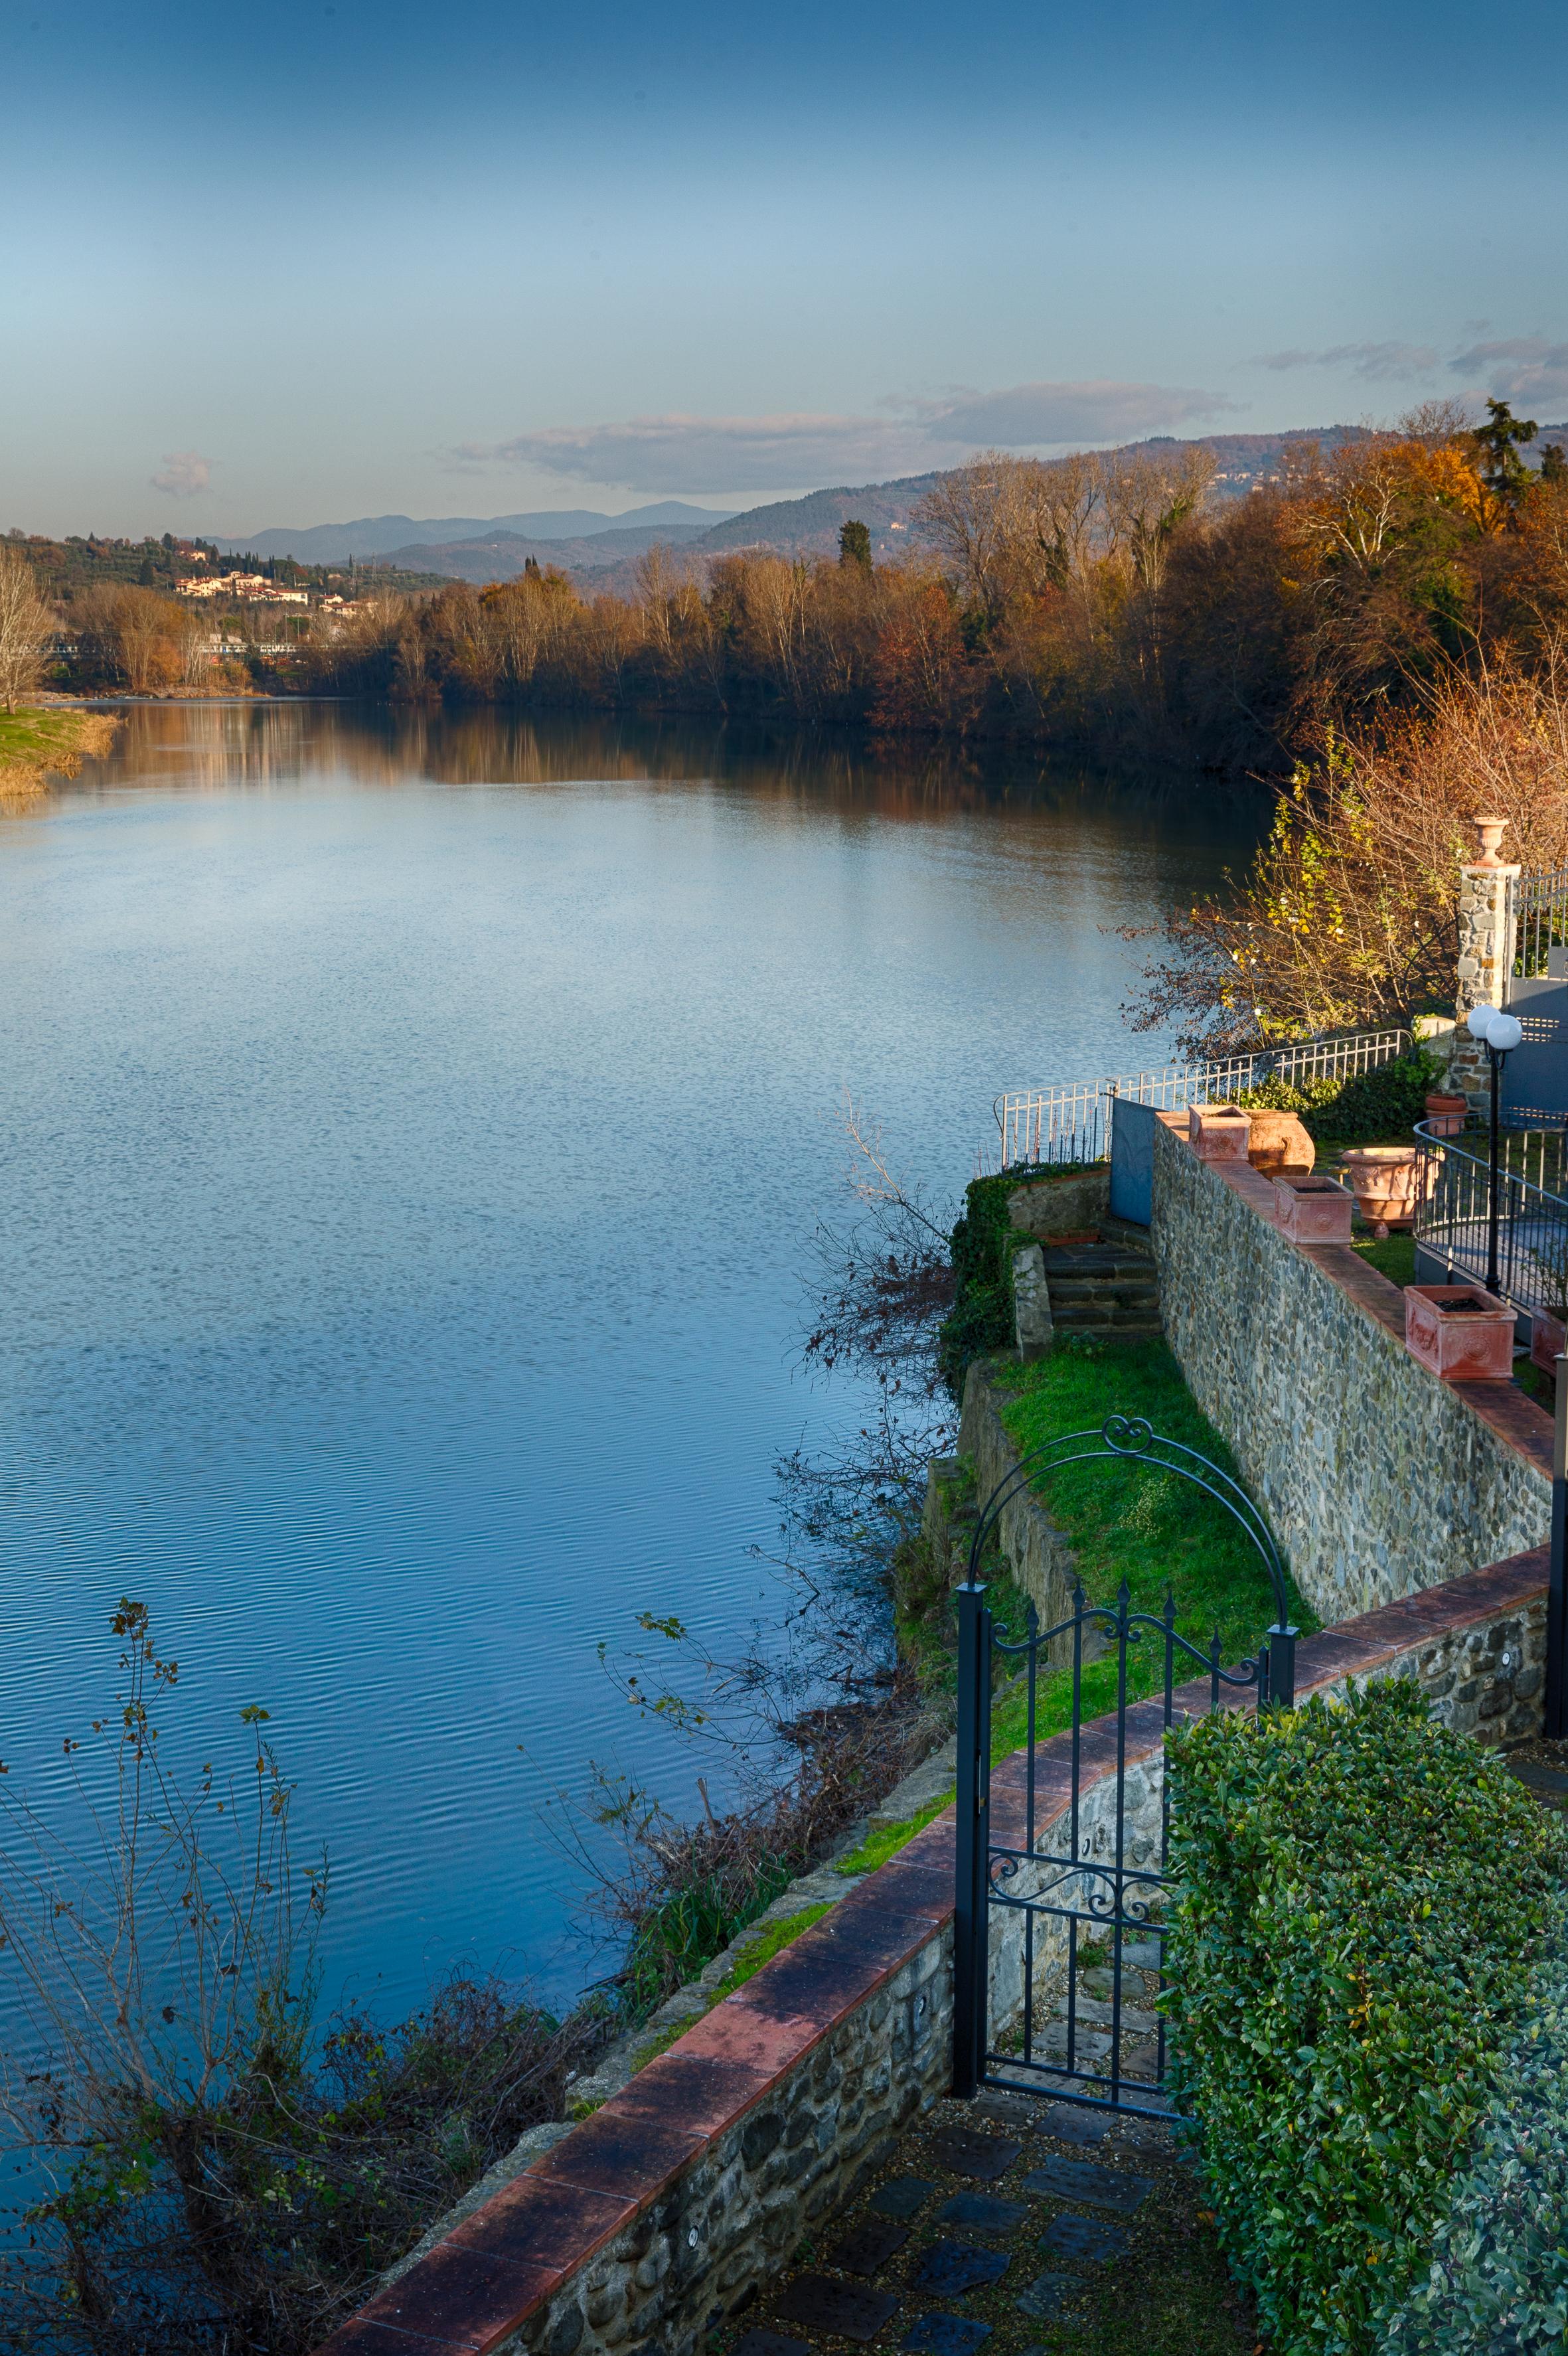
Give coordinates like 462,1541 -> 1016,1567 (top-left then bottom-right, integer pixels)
1051,1306 -> 1163,1332
1040,1249 -> 1155,1279
1048,1282 -> 1160,1310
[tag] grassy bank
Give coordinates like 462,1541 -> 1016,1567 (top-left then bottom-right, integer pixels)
0,705 -> 119,793
988,1336 -> 1316,1748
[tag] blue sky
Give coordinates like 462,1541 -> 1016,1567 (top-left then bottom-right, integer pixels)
5,0 -> 1567,536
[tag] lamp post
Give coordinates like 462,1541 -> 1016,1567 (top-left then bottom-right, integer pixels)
1465,1002 -> 1524,1293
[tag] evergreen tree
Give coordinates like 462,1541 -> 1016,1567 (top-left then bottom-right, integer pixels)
1472,398 -> 1539,510
1540,443 -> 1568,486
838,518 -> 872,574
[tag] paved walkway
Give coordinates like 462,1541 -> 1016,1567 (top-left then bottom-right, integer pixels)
725,2082 -> 1254,2356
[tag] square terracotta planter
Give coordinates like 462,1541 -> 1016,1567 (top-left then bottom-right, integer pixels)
1531,1307 -> 1567,1379
1189,1103 -> 1250,1163
1272,1172 -> 1354,1243
1404,1285 -> 1516,1382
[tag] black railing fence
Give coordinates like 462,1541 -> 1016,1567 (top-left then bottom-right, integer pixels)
1512,864 -> 1568,986
1412,1118 -> 1568,1318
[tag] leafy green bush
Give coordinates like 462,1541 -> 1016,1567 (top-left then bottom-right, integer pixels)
936,1165 -> 1093,1401
1164,1682 -> 1566,2356
1376,1898 -> 1568,2353
1234,1047 -> 1443,1146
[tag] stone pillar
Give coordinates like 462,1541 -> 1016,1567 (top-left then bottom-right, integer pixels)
1011,1239 -> 1053,1361
1452,817 -> 1519,1106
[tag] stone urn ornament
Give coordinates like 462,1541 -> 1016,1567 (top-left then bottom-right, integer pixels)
1244,1111 -> 1314,1178
1340,1145 -> 1433,1237
1471,814 -> 1510,869
1424,1091 -> 1468,1137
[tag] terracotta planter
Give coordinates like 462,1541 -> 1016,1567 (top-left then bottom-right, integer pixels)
1189,1103 -> 1250,1164
1245,1111 -> 1314,1179
1425,1092 -> 1468,1139
1271,1172 -> 1354,1243
1531,1307 -> 1567,1379
1405,1284 -> 1516,1382
1340,1145 -> 1431,1237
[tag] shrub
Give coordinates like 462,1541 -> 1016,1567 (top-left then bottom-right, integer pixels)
1375,1898 -> 1568,2353
1164,1681 -> 1566,2356
936,1165 -> 1093,1401
1233,1046 -> 1443,1146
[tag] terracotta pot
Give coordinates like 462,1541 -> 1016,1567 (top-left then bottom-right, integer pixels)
1245,1111 -> 1315,1178
1272,1173 -> 1354,1244
1531,1307 -> 1567,1379
1405,1284 -> 1516,1382
1340,1145 -> 1432,1237
1425,1092 -> 1468,1139
1188,1103 -> 1250,1164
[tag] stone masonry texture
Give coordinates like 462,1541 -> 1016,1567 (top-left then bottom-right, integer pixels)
318,1539 -> 1549,2356
1150,1119 -> 1552,1621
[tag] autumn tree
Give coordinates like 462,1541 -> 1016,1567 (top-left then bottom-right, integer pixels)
1127,652 -> 1568,1054
0,543 -> 52,713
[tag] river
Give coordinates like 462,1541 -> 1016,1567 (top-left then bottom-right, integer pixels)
0,701 -> 1259,2024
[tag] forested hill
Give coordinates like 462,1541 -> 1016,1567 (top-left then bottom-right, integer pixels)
693,430 -> 1386,563
360,426 -> 1387,584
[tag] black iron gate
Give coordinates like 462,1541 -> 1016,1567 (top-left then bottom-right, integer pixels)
952,1413 -> 1295,2117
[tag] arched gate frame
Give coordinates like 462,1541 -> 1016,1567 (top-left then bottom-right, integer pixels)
951,1413 -> 1296,2116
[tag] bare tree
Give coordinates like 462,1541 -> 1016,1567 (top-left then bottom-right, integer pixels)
0,542 -> 53,712
1100,446 -> 1215,599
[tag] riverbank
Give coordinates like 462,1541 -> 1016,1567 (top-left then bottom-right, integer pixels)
0,706 -> 120,795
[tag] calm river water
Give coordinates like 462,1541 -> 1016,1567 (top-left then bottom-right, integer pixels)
0,702 -> 1258,2021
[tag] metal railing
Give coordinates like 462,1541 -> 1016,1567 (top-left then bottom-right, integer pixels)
990,1025 -> 1411,1174
1413,1118 -> 1568,1317
1511,864 -> 1568,987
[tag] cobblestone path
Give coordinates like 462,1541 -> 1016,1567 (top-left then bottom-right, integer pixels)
722,2084 -> 1255,2356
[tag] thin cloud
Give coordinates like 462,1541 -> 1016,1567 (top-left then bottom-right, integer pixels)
150,450 -> 213,497
1251,342 -> 1439,379
461,414 -> 939,495
915,380 -> 1231,443
460,379 -> 1235,495
1449,339 -> 1568,410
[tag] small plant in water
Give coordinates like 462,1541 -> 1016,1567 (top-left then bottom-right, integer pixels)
0,1601 -> 598,2355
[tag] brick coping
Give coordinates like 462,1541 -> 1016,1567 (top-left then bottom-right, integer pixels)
315,1543 -> 1549,2355
1174,1127 -> 1554,1481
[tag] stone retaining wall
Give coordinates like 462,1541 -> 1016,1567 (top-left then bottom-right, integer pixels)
954,1358 -> 1077,1635
318,1548 -> 1549,2356
1151,1119 -> 1554,1622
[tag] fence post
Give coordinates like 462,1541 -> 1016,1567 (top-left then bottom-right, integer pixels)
1547,1357 -> 1568,1741
1452,818 -> 1521,1111
952,1581 -> 990,2098
1268,1624 -> 1297,1708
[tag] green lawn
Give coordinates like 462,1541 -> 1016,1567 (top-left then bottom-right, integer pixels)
1351,1229 -> 1417,1286
987,1338 -> 1317,1753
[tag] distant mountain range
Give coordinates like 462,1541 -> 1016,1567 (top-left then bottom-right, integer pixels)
213,502 -> 736,564
225,424 -> 1568,589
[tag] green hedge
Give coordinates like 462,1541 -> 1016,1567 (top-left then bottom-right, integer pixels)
1164,1682 -> 1565,2356
1234,1047 -> 1444,1145
935,1166 -> 1093,1402
1376,1897 -> 1568,2353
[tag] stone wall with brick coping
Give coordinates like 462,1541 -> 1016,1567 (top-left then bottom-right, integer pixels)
318,1547 -> 1549,2356
1151,1116 -> 1555,1623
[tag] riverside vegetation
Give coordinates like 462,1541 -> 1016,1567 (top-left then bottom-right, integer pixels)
0,1107 -> 1307,2351
17,406 -> 1568,1060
